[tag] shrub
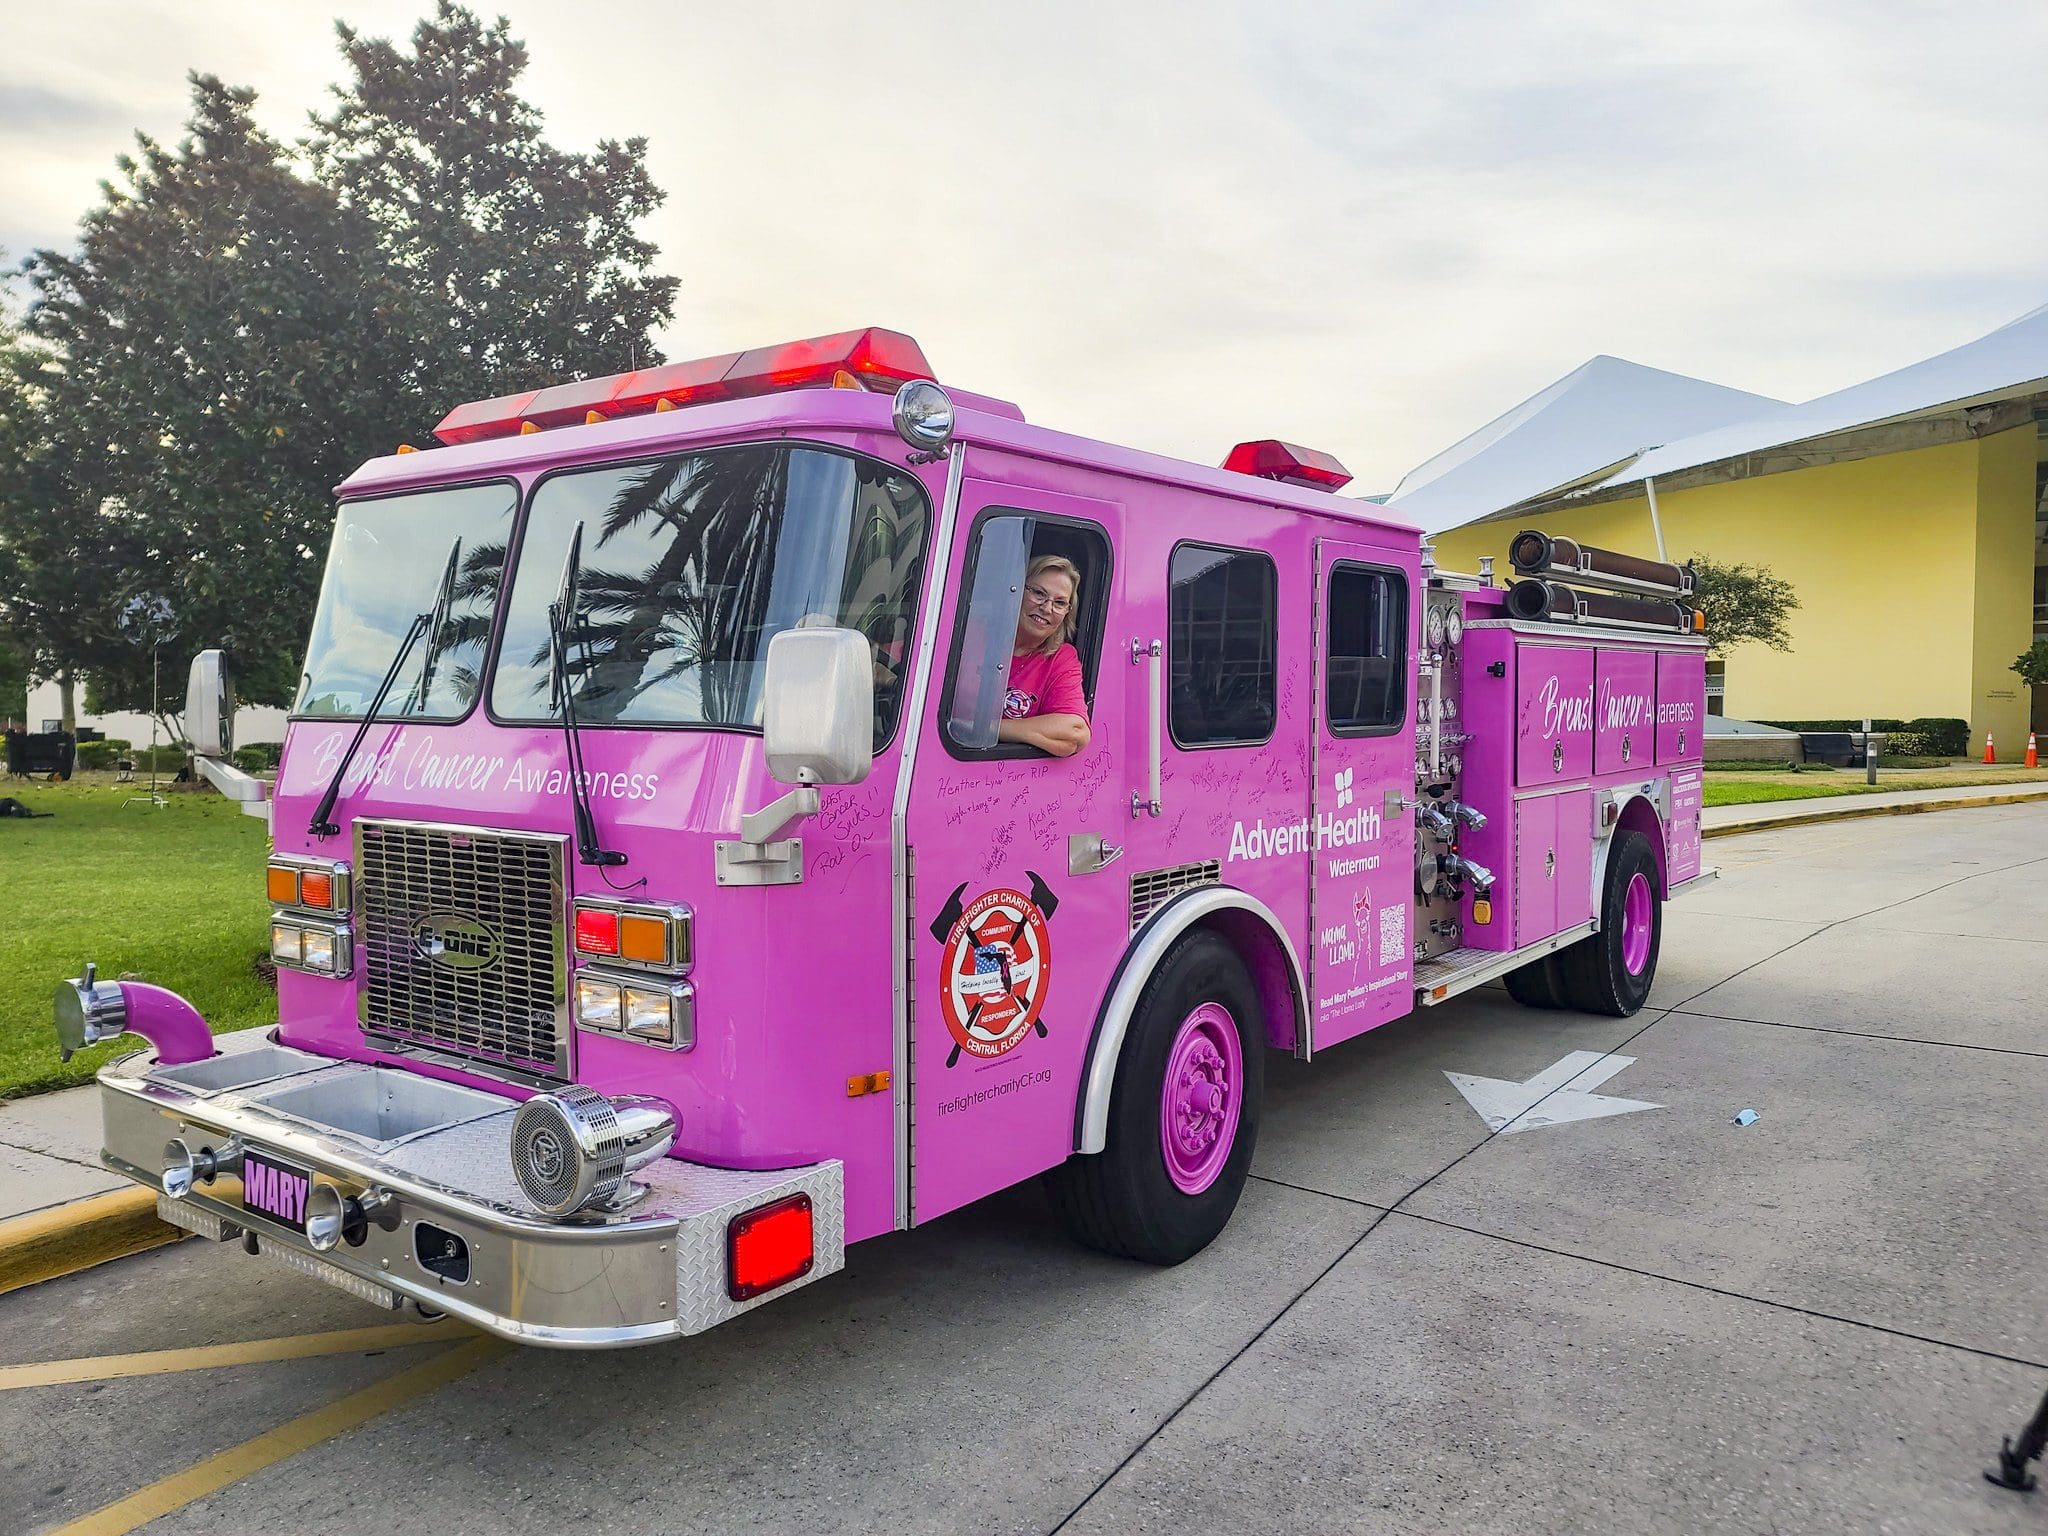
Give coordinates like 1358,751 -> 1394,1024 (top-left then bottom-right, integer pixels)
1901,717 -> 1969,756
232,742 -> 282,773
75,741 -> 121,770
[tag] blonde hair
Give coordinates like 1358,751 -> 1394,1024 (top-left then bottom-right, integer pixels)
1021,555 -> 1082,657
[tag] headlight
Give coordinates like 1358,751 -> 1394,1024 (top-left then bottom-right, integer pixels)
300,929 -> 336,972
623,981 -> 693,1048
270,920 -> 352,978
509,1086 -> 677,1217
575,974 -> 623,1031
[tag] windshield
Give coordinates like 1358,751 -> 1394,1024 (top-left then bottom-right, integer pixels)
295,483 -> 516,718
492,445 -> 929,739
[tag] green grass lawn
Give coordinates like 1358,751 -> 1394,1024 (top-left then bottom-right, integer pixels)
0,778 -> 274,1098
1703,762 -> 2048,808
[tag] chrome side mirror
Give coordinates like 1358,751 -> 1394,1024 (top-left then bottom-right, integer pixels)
185,649 -> 234,759
762,627 -> 874,786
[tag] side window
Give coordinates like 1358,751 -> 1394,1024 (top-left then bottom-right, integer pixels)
943,511 -> 1110,755
1325,564 -> 1407,735
1169,543 -> 1277,748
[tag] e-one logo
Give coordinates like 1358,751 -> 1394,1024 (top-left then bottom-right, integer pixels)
411,912 -> 498,971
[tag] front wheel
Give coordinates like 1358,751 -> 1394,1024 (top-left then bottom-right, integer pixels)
1044,930 -> 1264,1265
1558,830 -> 1661,1016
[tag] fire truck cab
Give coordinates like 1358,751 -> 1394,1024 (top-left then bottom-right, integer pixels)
55,328 -> 1710,1346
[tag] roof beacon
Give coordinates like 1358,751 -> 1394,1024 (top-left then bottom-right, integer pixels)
1223,439 -> 1353,491
433,327 -> 936,446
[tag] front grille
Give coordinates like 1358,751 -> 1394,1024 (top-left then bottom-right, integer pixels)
1130,859 -> 1221,930
355,820 -> 569,1078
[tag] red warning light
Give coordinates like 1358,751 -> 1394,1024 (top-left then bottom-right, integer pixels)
430,329 -> 935,445
1223,439 -> 1353,491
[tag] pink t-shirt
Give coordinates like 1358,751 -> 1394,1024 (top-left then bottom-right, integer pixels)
1004,645 -> 1088,721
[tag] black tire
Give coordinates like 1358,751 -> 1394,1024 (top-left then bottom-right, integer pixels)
1502,951 -> 1570,1009
1044,929 -> 1264,1265
1558,830 -> 1661,1016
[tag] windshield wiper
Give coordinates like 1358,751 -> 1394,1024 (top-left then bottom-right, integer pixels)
307,535 -> 460,838
408,537 -> 463,713
547,523 -> 627,869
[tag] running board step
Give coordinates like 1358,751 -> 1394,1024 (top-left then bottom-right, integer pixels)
1414,922 -> 1597,1006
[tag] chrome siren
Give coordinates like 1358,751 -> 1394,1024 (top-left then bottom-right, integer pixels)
510,1085 -> 677,1217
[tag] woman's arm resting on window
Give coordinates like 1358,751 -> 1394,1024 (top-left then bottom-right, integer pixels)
998,713 -> 1092,758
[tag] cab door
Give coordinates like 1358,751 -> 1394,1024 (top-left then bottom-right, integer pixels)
904,482 -> 1125,1224
1307,540 -> 1418,1050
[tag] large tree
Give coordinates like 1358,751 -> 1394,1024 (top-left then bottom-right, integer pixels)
24,75 -> 415,710
310,1 -> 677,412
20,6 -> 677,713
0,273 -> 128,729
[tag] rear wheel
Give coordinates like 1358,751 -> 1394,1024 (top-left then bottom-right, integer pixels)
1558,830 -> 1661,1016
1503,951 -> 1570,1009
1044,930 -> 1263,1265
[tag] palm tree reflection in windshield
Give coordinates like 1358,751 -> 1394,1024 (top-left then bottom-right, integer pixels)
545,446 -> 927,737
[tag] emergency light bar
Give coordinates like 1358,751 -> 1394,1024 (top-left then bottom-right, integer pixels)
434,327 -> 936,445
1222,439 -> 1353,491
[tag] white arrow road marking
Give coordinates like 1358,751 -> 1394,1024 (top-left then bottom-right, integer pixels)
1444,1050 -> 1663,1135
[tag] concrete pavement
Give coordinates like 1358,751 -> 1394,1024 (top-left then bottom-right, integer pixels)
1,803 -> 2045,1534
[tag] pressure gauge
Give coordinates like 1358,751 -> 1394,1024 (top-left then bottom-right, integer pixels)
1444,608 -> 1464,647
1415,697 -> 1432,724
1425,606 -> 1448,651
1441,696 -> 1458,721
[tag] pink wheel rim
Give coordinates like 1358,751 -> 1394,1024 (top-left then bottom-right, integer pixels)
1621,872 -> 1654,976
1160,1002 -> 1242,1195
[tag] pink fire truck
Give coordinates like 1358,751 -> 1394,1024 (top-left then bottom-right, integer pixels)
54,328 -> 1710,1346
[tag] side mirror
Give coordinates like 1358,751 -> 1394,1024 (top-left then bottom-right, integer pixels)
185,649 -> 234,759
762,628 -> 874,786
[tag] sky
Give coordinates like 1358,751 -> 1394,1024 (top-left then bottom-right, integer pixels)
3,1 -> 2046,494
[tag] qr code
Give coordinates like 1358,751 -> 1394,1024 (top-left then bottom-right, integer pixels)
1378,903 -> 1406,966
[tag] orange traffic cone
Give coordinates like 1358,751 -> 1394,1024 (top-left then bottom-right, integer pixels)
2027,731 -> 2039,769
1983,730 -> 1996,764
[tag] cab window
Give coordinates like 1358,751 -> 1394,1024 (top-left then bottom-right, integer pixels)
1169,543 -> 1276,748
1325,563 -> 1407,735
942,511 -> 1109,757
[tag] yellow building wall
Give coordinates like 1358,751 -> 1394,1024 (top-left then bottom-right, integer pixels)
1430,428 -> 2037,751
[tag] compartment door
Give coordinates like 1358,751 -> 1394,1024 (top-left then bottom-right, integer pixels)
1515,646 -> 1594,785
1656,651 -> 1706,764
1309,541 -> 1417,1051
904,483 -> 1126,1225
1512,793 -> 1559,947
1595,650 -> 1656,775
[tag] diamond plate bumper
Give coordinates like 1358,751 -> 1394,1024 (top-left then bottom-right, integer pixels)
96,1029 -> 844,1348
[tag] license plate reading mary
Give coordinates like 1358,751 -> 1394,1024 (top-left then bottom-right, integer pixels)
243,1148 -> 312,1233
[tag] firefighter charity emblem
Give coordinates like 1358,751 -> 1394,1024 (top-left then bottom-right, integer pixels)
930,871 -> 1059,1068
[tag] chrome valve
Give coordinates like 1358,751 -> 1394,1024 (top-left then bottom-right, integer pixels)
1417,804 -> 1456,840
1442,854 -> 1495,891
54,963 -> 128,1062
1442,799 -> 1488,831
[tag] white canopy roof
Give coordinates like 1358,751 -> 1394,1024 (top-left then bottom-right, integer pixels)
1588,301 -> 2048,494
1397,303 -> 2048,532
1386,356 -> 1786,532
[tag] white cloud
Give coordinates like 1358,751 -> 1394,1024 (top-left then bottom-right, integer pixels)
2,0 -> 2043,491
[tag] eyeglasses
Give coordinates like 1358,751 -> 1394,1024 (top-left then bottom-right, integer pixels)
1023,582 -> 1072,615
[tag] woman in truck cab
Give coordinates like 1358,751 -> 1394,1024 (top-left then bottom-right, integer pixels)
999,554 -> 1091,757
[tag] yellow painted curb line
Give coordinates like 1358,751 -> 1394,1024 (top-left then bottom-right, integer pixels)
1705,786 -> 2048,839
0,1185 -> 185,1296
0,1318 -> 473,1392
49,1334 -> 509,1536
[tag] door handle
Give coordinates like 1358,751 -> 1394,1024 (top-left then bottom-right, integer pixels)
1131,638 -> 1162,819
1068,833 -> 1125,876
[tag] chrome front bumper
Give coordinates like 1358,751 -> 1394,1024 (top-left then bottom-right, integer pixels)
98,1029 -> 844,1348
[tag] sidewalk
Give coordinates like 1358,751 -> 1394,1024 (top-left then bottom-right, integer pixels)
1703,778 -> 2048,836
0,1082 -> 122,1223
